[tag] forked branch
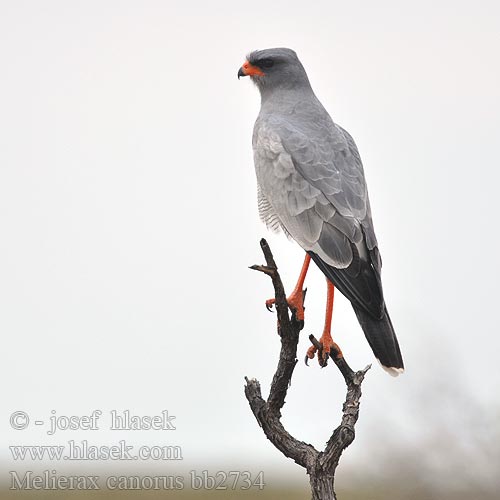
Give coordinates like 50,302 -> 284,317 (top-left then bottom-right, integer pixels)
245,238 -> 370,500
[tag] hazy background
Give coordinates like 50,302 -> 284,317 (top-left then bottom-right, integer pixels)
1,0 -> 499,497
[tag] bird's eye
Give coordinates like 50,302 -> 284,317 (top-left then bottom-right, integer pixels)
259,58 -> 274,69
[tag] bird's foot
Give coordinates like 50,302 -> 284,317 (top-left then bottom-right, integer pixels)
306,331 -> 343,367
265,288 -> 306,329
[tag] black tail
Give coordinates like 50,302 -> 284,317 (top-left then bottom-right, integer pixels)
353,304 -> 404,376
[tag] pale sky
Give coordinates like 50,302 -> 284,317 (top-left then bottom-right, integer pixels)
1,0 -> 499,490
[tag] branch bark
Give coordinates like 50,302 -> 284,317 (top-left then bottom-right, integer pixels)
245,238 -> 371,500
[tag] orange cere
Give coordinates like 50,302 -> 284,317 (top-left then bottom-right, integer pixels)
241,60 -> 265,77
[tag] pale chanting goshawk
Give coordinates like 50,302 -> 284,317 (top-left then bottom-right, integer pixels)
238,48 -> 404,375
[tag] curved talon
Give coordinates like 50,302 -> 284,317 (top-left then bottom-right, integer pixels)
265,298 -> 276,312
306,344 -> 317,362
320,350 -> 330,368
322,345 -> 331,362
265,292 -> 305,327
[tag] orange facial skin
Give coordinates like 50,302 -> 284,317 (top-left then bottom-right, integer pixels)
240,60 -> 265,77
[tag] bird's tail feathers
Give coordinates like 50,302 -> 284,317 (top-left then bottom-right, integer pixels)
353,304 -> 404,376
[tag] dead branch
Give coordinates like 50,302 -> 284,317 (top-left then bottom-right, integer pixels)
245,238 -> 370,500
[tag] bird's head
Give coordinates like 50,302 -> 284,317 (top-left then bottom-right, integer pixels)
237,48 -> 311,94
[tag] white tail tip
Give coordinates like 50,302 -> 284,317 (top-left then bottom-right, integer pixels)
378,360 -> 405,377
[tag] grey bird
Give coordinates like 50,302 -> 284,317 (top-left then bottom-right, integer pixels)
238,48 -> 404,375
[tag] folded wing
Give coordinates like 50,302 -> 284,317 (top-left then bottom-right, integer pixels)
253,117 -> 384,319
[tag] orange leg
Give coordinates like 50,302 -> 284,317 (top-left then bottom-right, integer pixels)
266,254 -> 310,324
306,279 -> 343,366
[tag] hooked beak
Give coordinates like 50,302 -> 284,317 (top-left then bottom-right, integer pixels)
237,60 -> 265,79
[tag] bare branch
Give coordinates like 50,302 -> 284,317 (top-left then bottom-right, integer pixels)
245,377 -> 318,469
321,364 -> 371,472
247,239 -> 316,467
245,239 -> 371,499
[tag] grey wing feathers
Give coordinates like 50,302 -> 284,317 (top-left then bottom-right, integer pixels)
286,122 -> 377,251
253,120 -> 353,268
253,117 -> 384,318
